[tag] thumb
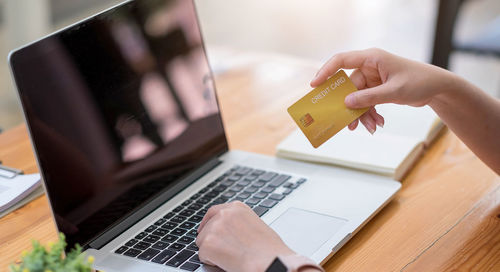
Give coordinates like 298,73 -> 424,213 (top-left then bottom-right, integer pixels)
344,85 -> 393,109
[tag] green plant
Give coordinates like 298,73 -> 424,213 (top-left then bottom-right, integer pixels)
10,233 -> 94,272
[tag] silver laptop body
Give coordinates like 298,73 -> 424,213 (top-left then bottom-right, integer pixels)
8,0 -> 400,271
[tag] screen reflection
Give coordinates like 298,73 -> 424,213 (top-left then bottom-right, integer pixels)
11,0 -> 227,249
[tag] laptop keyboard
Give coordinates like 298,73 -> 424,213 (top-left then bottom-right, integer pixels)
113,165 -> 307,271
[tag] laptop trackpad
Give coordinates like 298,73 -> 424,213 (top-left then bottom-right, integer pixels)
270,208 -> 348,257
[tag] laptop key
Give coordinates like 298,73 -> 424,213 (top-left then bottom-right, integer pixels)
222,191 -> 236,198
207,181 -> 218,188
261,186 -> 275,194
173,206 -> 183,213
237,180 -> 251,186
282,188 -> 293,195
269,193 -> 285,201
187,242 -> 199,251
196,198 -> 210,205
172,228 -> 188,236
188,215 -> 203,223
169,243 -> 186,251
135,232 -> 147,240
163,212 -> 176,219
137,248 -> 160,261
190,193 -> 202,200
115,246 -> 128,254
134,241 -> 151,250
228,175 -> 241,182
230,185 -> 244,192
151,249 -> 176,264
154,218 -> 167,226
123,248 -> 142,257
144,225 -> 157,233
253,192 -> 268,199
253,206 -> 269,217
213,185 -> 227,192
244,175 -> 257,181
152,228 -> 168,237
186,229 -> 198,238
178,236 -> 195,244
161,234 -> 179,243
221,180 -> 235,187
188,203 -> 203,210
268,174 -> 291,187
180,209 -> 195,217
244,186 -> 258,193
297,178 -> 307,184
165,250 -> 195,267
181,262 -> 201,271
251,169 -> 265,176
162,222 -> 178,230
235,167 -> 252,176
144,235 -> 160,243
182,200 -> 192,206
180,222 -> 196,229
236,192 -> 251,200
253,181 -> 266,188
198,187 -> 209,194
125,239 -> 138,247
260,199 -> 278,208
189,254 -> 202,264
259,172 -> 278,182
204,191 -> 219,199
196,208 -> 208,216
246,198 -> 260,206
152,241 -> 170,250
171,216 -> 187,224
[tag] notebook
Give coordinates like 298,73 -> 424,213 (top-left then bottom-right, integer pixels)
276,105 -> 445,181
0,171 -> 42,218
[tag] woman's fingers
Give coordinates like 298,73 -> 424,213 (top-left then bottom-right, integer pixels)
370,107 -> 385,128
344,84 -> 394,109
348,119 -> 359,130
310,50 -> 369,87
359,108 -> 377,134
349,69 -> 367,91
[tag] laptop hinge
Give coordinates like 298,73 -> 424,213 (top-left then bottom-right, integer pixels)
88,157 -> 222,249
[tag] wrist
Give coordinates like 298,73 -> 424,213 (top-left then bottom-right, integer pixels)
427,68 -> 465,110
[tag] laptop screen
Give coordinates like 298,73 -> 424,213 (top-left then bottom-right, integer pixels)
10,0 -> 228,249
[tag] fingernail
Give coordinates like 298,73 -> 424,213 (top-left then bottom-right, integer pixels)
376,118 -> 384,128
368,127 -> 375,135
311,75 -> 319,84
345,94 -> 356,107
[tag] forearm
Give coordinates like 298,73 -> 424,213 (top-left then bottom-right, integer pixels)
428,73 -> 500,174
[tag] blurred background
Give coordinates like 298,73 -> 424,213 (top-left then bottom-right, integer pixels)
0,0 -> 499,131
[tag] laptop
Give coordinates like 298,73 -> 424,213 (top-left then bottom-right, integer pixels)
8,0 -> 401,271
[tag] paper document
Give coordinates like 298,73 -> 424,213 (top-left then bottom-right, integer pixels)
0,173 -> 41,214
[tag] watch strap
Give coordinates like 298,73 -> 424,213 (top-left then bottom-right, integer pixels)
276,254 -> 324,272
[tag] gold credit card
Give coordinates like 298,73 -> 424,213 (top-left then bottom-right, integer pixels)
287,70 -> 368,148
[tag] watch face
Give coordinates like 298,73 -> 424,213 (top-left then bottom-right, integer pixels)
266,257 -> 288,272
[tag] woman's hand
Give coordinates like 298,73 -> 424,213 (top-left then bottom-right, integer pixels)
310,48 -> 455,134
196,201 -> 294,272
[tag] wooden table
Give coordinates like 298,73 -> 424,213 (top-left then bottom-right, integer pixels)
0,53 -> 499,271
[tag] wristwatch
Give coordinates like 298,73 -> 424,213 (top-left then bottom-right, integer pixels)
265,255 -> 324,272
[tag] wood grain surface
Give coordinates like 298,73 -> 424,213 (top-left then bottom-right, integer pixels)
0,54 -> 498,271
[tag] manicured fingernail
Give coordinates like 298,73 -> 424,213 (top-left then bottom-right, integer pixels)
345,94 -> 356,107
368,127 -> 375,135
376,118 -> 384,128
311,75 -> 319,84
